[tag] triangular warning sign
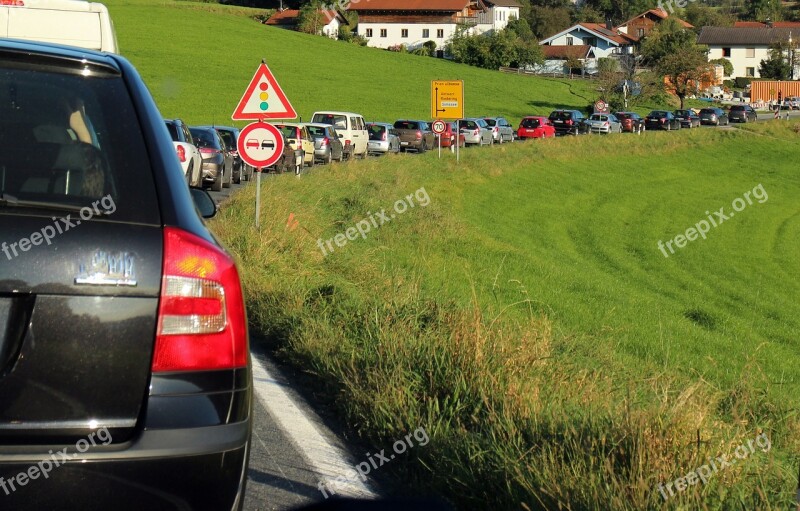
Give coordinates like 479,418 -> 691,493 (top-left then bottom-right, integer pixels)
232,63 -> 297,121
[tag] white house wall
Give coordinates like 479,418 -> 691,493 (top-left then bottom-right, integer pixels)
359,22 -> 456,49
707,45 -> 770,78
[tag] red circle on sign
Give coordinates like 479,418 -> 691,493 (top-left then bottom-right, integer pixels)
238,122 -> 285,169
432,120 -> 446,135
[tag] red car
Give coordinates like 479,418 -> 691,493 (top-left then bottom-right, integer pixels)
517,116 -> 555,139
440,122 -> 466,148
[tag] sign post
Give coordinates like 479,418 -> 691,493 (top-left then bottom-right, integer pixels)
232,60 -> 297,228
431,119 -> 446,159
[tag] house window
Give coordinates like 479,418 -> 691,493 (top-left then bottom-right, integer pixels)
566,36 -> 573,46
437,29 -> 444,38
746,48 -> 755,58
746,67 -> 755,77
637,28 -> 645,37
401,29 -> 408,38
423,29 -> 430,38
583,37 -> 596,46
380,29 -> 387,38
722,47 -> 731,57
365,28 -> 373,38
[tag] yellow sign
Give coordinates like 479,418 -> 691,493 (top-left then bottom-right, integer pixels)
431,80 -> 464,120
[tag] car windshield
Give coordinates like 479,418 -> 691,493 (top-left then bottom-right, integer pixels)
312,114 -> 347,129
368,125 -> 386,140
520,118 -> 541,128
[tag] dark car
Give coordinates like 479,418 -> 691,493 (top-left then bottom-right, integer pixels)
190,126 -> 234,191
548,110 -> 588,135
673,109 -> 701,128
645,110 -> 681,131
699,107 -> 729,126
613,112 -> 645,133
728,105 -> 757,123
0,39 -> 251,510
265,133 -> 298,174
197,125 -> 253,183
393,120 -> 437,153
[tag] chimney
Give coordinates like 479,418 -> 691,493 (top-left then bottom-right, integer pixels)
606,17 -> 613,31
766,18 -> 773,28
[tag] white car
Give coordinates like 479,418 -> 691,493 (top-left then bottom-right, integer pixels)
458,118 -> 494,146
310,111 -> 369,159
165,119 -> 203,187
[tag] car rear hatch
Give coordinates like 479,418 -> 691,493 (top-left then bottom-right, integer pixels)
0,48 -> 162,444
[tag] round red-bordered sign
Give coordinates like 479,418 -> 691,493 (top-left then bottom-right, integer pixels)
594,100 -> 608,112
431,120 -> 447,135
238,121 -> 285,169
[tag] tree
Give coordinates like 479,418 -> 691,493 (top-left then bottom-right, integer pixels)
682,4 -> 734,29
710,57 -> 734,77
527,6 -> 572,39
640,18 -> 712,109
296,1 -> 326,35
744,0 -> 783,21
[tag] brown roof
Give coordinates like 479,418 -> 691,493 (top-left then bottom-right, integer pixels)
265,9 -> 343,26
734,21 -> 800,28
542,45 -> 593,59
621,9 -> 693,29
265,9 -> 299,25
349,0 -> 468,12
698,26 -> 797,45
580,23 -> 638,44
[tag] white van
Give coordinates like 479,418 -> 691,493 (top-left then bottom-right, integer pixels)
310,111 -> 369,159
0,0 -> 119,54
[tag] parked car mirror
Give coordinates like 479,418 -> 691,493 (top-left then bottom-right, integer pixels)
190,187 -> 217,219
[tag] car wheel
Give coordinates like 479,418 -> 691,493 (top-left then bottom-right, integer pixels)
211,169 -> 223,192
233,167 -> 241,184
324,149 -> 332,165
498,134 -> 503,144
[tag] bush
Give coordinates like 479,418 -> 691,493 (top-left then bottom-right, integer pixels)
735,77 -> 755,89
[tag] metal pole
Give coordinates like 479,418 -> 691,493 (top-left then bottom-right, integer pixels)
438,134 -> 441,158
456,120 -> 460,164
255,168 -> 262,229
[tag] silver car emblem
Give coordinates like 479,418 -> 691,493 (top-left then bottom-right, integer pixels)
75,251 -> 137,287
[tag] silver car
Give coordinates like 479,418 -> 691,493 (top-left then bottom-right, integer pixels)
367,122 -> 401,155
306,123 -> 345,164
585,113 -> 622,134
482,117 -> 514,143
458,118 -> 494,146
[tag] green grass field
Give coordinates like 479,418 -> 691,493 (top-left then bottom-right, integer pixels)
102,2 -> 800,509
104,0 -> 684,125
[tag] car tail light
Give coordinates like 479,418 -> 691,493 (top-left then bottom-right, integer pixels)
345,140 -> 352,146
566,120 -> 573,126
660,118 -> 666,123
176,145 -> 186,163
603,122 -> 608,127
199,147 -> 219,155
382,132 -> 387,141
152,227 -> 247,373
321,137 -> 329,147
230,150 -> 238,158
415,131 -> 422,140
0,0 -> 25,5
473,129 -> 479,136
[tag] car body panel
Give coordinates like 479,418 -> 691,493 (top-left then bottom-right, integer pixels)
673,109 -> 701,128
728,105 -> 757,123
164,119 -> 202,187
613,112 -> 645,133
482,117 -> 514,142
457,118 -> 493,145
699,107 -> 729,126
548,110 -> 588,135
645,110 -> 681,130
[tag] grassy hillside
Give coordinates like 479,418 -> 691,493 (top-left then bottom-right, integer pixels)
105,0 -> 664,125
213,123 -> 800,509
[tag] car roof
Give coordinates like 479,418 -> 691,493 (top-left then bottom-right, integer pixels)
306,123 -> 334,128
0,37 -> 120,71
312,111 -> 362,116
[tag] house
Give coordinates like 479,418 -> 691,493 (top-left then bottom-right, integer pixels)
348,0 -> 521,50
697,26 -> 798,79
264,8 -> 347,38
616,8 -> 693,40
538,22 -> 636,73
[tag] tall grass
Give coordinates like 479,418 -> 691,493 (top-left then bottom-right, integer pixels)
213,123 -> 800,509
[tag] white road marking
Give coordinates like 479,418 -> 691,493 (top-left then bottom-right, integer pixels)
250,354 -> 379,500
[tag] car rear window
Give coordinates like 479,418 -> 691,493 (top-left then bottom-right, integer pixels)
730,106 -> 745,111
307,126 -> 328,137
550,111 -> 572,121
276,126 -> 298,139
520,118 -> 541,128
649,111 -> 668,118
461,121 -> 477,129
615,113 -> 630,120
165,122 -> 179,141
217,130 -> 235,148
700,109 -> 716,114
190,128 -> 221,149
312,114 -> 347,130
368,124 -> 386,140
0,56 -> 158,224
483,119 -> 497,126
675,110 -> 692,116
394,121 -> 419,130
